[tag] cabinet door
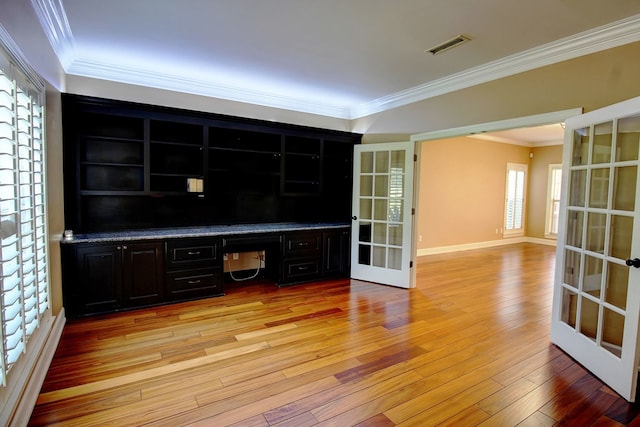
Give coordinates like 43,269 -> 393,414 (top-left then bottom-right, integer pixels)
122,242 -> 164,307
74,244 -> 123,315
323,230 -> 350,276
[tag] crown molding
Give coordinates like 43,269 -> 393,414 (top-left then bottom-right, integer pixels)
67,58 -> 353,119
30,0 -> 75,68
351,13 -> 640,119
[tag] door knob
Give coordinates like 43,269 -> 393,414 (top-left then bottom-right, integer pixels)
352,216 -> 357,220
626,258 -> 640,268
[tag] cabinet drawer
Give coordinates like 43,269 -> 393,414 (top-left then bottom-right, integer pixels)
166,268 -> 223,300
283,232 -> 321,256
166,238 -> 220,269
282,258 -> 321,282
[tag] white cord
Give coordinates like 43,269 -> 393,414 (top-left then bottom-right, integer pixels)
228,251 -> 262,282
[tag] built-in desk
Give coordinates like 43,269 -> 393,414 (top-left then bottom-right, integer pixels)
60,223 -> 350,317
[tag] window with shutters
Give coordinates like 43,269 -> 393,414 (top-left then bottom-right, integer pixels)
0,42 -> 49,387
503,163 -> 527,237
545,164 -> 563,238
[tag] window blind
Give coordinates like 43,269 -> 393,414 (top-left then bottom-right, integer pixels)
504,163 -> 527,235
0,47 -> 49,387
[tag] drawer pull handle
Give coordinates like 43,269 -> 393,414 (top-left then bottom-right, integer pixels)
298,242 -> 309,246
187,251 -> 201,255
187,280 -> 202,284
298,266 -> 309,270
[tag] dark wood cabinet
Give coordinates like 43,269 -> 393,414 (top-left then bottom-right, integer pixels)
62,226 -> 349,317
165,237 -> 224,301
63,242 -> 164,317
60,93 -> 358,317
282,136 -> 321,195
280,231 -> 323,284
62,94 -> 360,233
121,243 -> 165,307
323,229 -> 351,276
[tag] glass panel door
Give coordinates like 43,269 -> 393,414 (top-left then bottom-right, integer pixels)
351,141 -> 415,288
551,98 -> 640,402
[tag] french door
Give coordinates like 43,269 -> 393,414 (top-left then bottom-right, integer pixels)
350,141 -> 415,288
550,96 -> 640,401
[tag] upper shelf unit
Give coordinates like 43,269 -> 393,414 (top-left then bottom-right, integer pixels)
62,94 -> 361,232
150,120 -> 204,194
78,112 -> 145,194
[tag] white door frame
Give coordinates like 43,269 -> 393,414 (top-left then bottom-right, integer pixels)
408,108 -> 583,260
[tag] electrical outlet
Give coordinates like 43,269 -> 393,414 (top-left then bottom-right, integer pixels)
223,253 -> 228,261
232,252 -> 239,260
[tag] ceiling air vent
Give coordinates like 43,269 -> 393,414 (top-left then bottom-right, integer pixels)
426,34 -> 471,55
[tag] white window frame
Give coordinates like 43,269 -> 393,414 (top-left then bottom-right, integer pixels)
0,30 -> 49,390
503,163 -> 527,237
545,163 -> 562,239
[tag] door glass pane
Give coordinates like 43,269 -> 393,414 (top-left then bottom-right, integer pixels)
374,175 -> 388,197
583,255 -> 602,297
360,199 -> 372,220
573,127 -> 590,166
564,249 -> 581,289
390,150 -> 405,169
602,307 -> 624,358
586,212 -> 606,254
605,261 -> 629,310
389,202 -> 403,223
375,152 -> 389,173
373,246 -> 385,267
359,222 -> 371,242
589,168 -> 610,208
592,122 -> 613,164
616,115 -> 640,161
561,288 -> 578,327
373,222 -> 386,244
579,296 -> 599,340
569,170 -> 587,207
566,210 -> 584,248
374,199 -> 387,221
389,224 -> 403,246
360,175 -> 373,196
610,215 -> 633,260
358,244 -> 371,265
613,166 -> 637,211
361,152 -> 373,173
388,247 -> 402,270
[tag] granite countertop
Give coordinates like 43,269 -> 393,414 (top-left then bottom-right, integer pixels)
60,222 -> 351,244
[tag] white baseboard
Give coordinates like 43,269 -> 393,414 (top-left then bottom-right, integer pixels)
417,236 -> 556,256
8,308 -> 66,427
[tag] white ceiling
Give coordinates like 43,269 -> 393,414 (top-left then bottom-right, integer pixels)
32,1 -> 640,139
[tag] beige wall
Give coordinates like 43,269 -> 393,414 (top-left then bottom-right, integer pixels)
527,145 -> 564,239
417,138 -> 565,250
417,137 -> 531,249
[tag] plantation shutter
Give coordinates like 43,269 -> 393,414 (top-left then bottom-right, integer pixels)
0,46 -> 49,386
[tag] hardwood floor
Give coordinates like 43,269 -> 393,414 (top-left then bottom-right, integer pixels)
29,243 -> 640,426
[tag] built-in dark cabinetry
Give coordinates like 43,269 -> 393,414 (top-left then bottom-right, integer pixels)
280,231 -> 323,284
61,94 -> 358,317
150,120 -> 204,194
62,94 -> 360,233
165,237 -> 224,301
62,241 -> 164,317
78,113 -> 145,194
323,229 -> 351,276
